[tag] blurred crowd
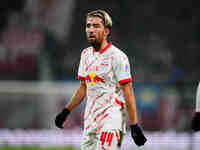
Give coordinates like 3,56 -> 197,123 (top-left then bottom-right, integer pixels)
1,0 -> 200,82
0,0 -> 200,131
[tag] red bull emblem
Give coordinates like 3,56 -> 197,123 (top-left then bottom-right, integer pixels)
85,72 -> 104,85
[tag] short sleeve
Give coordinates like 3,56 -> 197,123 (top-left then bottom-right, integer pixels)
113,52 -> 132,85
77,52 -> 86,80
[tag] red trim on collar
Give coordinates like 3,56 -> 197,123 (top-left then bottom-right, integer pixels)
99,42 -> 112,54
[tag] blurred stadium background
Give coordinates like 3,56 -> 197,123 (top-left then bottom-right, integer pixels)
0,0 -> 200,150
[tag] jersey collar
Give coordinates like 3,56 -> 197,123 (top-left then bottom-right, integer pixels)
93,42 -> 112,55
99,42 -> 112,54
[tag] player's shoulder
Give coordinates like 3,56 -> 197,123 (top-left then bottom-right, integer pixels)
81,46 -> 93,56
110,44 -> 128,58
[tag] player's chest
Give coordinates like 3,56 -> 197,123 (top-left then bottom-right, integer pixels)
83,54 -> 112,74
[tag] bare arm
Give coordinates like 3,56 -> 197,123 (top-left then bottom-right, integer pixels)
121,82 -> 137,125
64,80 -> 87,111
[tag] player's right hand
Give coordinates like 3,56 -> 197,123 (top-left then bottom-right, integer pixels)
130,124 -> 147,146
55,108 -> 70,129
192,112 -> 200,131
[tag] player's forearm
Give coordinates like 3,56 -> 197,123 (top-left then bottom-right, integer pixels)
65,81 -> 86,111
121,83 -> 138,125
196,82 -> 200,112
126,95 -> 138,125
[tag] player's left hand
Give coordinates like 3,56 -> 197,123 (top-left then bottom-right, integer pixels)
192,112 -> 200,131
130,124 -> 147,146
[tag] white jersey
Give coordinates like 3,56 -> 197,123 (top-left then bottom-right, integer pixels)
77,42 -> 132,134
196,82 -> 200,112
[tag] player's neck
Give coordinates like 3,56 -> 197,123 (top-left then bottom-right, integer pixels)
94,40 -> 108,52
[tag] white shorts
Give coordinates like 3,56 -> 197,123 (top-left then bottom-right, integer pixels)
81,129 -> 124,150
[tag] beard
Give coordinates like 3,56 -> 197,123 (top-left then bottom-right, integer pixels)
90,41 -> 101,49
87,38 -> 102,51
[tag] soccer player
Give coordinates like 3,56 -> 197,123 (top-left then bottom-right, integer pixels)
55,9 -> 147,149
192,82 -> 200,131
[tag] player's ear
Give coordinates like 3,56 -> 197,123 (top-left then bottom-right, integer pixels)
104,27 -> 110,37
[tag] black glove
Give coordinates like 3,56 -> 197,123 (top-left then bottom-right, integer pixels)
192,112 -> 200,131
130,124 -> 147,146
55,108 -> 70,129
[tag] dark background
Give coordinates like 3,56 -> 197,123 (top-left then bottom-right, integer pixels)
0,0 -> 199,131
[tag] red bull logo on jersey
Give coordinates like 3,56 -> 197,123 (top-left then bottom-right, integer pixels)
85,72 -> 104,85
